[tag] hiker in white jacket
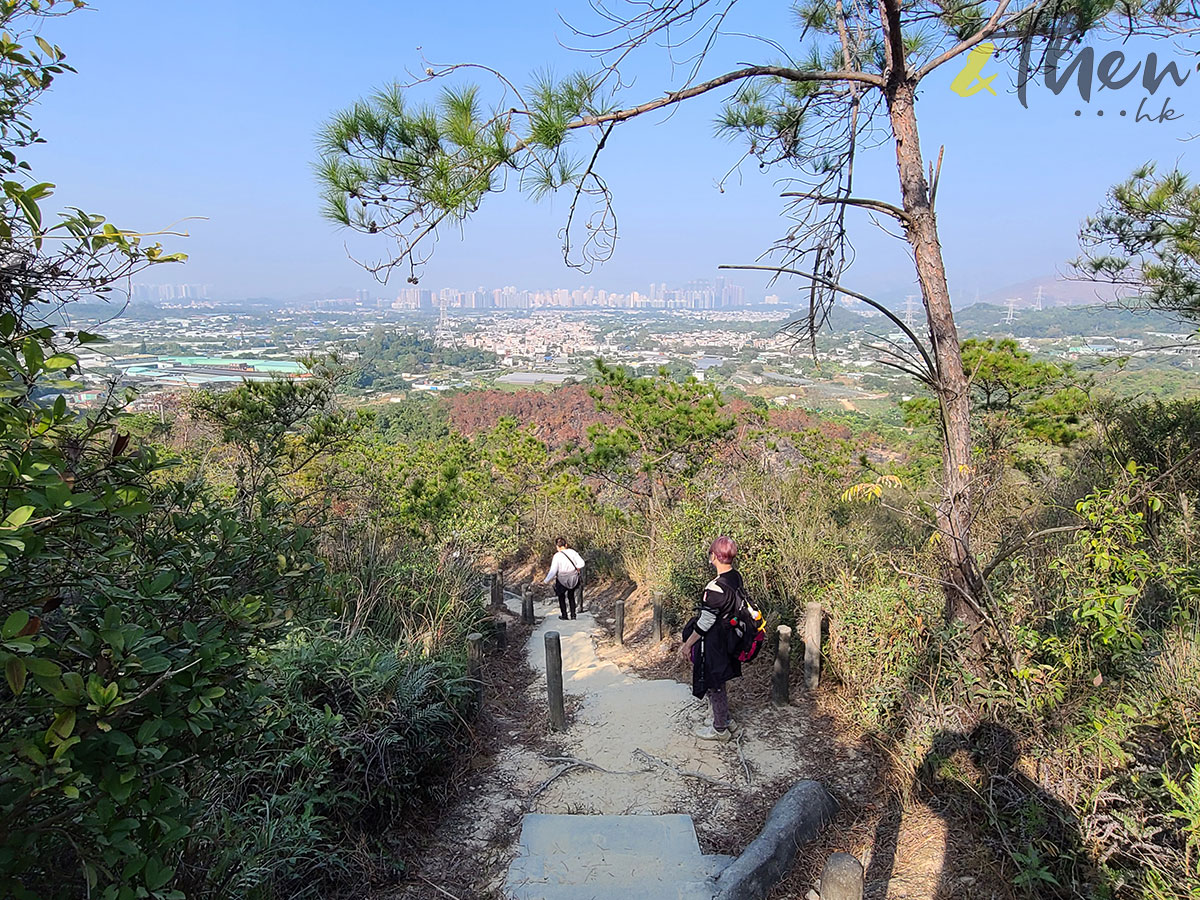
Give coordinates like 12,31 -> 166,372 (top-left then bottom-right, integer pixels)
543,537 -> 585,620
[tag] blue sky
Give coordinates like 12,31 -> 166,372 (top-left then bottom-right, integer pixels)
25,0 -> 1198,305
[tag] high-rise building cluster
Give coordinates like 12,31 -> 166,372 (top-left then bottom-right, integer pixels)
390,278 -> 750,311
131,283 -> 211,303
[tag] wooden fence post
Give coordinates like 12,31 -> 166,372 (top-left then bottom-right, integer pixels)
804,601 -> 822,691
489,572 -> 504,608
772,624 -> 792,706
494,619 -> 507,651
545,631 -> 566,731
521,584 -> 534,624
615,599 -> 625,645
467,632 -> 484,710
652,591 -> 664,643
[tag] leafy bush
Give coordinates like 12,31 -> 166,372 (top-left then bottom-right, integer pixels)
1055,471 -> 1170,664
2,377 -> 486,900
0,7 -> 307,890
1096,396 -> 1200,498
822,568 -> 941,733
190,628 -> 474,899
1,471 -> 327,899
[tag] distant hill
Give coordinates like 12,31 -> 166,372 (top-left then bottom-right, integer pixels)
953,303 -> 1189,339
814,303 -> 885,332
975,276 -> 1127,309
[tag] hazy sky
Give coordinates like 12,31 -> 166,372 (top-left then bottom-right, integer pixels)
25,1 -> 1199,305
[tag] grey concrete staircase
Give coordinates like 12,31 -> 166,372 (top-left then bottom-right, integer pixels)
505,813 -> 733,900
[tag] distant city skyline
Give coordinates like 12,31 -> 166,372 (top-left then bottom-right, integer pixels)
134,277 -> 760,311
132,283 -> 213,303
389,278 -> 749,311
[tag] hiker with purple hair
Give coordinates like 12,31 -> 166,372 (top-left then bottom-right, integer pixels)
677,535 -> 744,742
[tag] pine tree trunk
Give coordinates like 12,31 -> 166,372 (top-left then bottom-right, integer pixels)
886,79 -> 984,628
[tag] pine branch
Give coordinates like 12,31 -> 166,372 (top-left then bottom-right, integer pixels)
780,191 -> 911,224
916,0 -> 1049,79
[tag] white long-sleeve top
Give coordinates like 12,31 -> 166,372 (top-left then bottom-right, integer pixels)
543,548 -> 586,583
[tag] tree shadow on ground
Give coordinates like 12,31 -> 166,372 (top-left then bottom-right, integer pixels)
866,722 -> 1106,900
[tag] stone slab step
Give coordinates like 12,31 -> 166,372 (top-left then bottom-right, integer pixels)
506,814 -> 725,900
506,879 -> 716,900
509,850 -> 732,886
516,813 -> 703,860
510,851 -> 711,883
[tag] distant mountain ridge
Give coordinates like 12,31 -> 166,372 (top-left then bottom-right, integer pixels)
974,275 -> 1127,309
951,302 -> 1188,339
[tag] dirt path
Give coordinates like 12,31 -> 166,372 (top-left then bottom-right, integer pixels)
381,578 -> 1007,900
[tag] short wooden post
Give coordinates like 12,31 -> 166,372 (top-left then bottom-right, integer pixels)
819,852 -> 864,900
652,591 -> 664,643
545,631 -> 566,731
521,585 -> 534,624
467,632 -> 484,679
467,631 -> 484,710
804,601 -> 822,691
615,599 -> 625,645
489,572 -> 504,608
772,624 -> 792,706
494,619 -> 507,651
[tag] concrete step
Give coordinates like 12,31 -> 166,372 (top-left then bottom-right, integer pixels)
517,813 -> 703,859
507,876 -> 716,900
510,850 -> 712,883
506,814 -> 722,900
512,885 -> 716,900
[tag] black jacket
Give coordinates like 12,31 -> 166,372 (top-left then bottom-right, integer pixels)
682,568 -> 744,697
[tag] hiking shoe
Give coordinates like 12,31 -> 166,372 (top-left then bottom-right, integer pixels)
694,725 -> 733,742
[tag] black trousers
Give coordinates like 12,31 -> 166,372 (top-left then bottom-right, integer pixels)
554,579 -> 579,618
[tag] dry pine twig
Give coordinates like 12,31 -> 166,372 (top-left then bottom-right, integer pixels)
632,748 -> 727,787
416,872 -> 464,900
527,755 -> 652,807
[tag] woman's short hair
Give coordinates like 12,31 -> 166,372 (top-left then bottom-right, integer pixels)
708,536 -> 737,564
555,537 -> 567,547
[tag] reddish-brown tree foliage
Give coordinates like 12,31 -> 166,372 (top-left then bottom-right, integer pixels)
448,385 -> 617,451
768,408 -> 852,441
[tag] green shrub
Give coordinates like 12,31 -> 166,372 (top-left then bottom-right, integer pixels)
1095,397 -> 1200,498
0,6 -> 499,897
1,476 -> 327,900
191,628 -> 474,899
822,569 -> 941,732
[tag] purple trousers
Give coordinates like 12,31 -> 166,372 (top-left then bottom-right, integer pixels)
709,684 -> 729,730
